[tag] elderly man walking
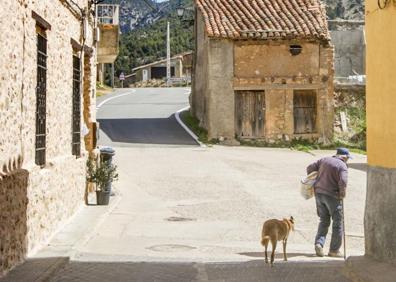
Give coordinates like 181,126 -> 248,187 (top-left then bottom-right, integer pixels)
307,148 -> 351,257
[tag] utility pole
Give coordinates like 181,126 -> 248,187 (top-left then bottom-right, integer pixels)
111,63 -> 115,88
166,21 -> 171,87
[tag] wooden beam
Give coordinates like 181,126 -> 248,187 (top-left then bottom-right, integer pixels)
70,38 -> 82,50
32,11 -> 51,30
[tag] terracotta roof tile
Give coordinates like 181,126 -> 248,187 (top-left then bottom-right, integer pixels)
195,0 -> 330,41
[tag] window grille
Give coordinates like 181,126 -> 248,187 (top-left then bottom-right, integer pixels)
72,56 -> 81,157
35,33 -> 47,166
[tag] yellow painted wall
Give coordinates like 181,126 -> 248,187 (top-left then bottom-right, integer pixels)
366,2 -> 396,168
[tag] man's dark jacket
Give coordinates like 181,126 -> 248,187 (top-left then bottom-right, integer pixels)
307,156 -> 348,199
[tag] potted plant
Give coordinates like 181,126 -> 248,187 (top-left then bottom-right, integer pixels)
86,159 -> 118,205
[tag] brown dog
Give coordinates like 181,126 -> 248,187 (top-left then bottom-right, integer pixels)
261,216 -> 294,265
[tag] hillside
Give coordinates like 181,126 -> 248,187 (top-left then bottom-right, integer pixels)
103,0 -> 185,33
324,0 -> 364,20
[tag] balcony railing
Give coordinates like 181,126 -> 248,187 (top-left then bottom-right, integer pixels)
96,4 -> 119,25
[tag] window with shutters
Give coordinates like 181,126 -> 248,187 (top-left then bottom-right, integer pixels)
72,55 -> 81,157
293,90 -> 317,134
35,30 -> 47,166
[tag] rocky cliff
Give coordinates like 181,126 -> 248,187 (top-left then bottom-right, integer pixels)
107,0 -> 364,33
324,0 -> 364,21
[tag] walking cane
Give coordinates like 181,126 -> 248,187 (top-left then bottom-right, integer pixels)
342,199 -> 347,260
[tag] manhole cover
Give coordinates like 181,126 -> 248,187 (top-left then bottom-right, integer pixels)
147,244 -> 196,252
165,217 -> 196,222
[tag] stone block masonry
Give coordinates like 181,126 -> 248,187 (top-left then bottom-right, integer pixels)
0,171 -> 28,273
0,0 -> 96,276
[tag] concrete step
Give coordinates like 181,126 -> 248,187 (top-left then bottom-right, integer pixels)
0,257 -> 69,282
344,256 -> 396,282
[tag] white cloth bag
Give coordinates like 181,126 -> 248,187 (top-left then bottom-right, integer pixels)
300,171 -> 318,200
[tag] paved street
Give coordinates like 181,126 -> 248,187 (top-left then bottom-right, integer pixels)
97,88 -> 197,146
75,146 -> 366,262
2,88 -> 366,281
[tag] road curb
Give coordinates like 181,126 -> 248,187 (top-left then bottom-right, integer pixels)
175,106 -> 206,148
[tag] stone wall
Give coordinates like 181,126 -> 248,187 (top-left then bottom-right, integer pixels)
206,39 -> 235,141
191,10 -> 210,129
234,42 -> 320,77
330,29 -> 365,77
234,41 -> 334,142
84,53 -> 98,152
0,0 -> 96,275
0,170 -> 29,273
264,89 -> 294,141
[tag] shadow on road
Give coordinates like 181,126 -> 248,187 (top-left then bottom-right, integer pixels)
238,252 -> 318,259
1,257 -> 350,282
98,115 -> 198,146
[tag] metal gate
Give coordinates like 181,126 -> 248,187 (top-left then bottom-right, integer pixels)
72,56 -> 81,156
35,33 -> 47,166
235,91 -> 266,138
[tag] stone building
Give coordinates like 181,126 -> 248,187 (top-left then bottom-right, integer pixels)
0,0 -> 97,275
192,0 -> 334,144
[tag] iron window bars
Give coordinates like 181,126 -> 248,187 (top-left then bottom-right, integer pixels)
72,56 -> 81,157
35,33 -> 47,166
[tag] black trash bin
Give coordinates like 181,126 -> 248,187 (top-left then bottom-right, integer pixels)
100,146 -> 115,165
99,146 -> 116,201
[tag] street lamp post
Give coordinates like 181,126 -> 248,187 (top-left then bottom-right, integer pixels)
176,1 -> 195,26
177,6 -> 185,18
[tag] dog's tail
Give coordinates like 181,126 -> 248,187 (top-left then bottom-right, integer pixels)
261,236 -> 270,246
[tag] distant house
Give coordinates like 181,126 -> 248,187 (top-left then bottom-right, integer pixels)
192,0 -> 334,144
96,4 -> 120,87
133,51 -> 193,82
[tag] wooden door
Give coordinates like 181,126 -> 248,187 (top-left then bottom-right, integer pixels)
293,90 -> 317,134
235,91 -> 265,138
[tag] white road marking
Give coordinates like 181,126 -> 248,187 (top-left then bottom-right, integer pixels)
96,90 -> 136,110
175,89 -> 206,147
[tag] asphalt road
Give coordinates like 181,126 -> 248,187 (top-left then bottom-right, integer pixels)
96,88 -> 198,147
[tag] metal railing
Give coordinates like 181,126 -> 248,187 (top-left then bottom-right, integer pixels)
35,33 -> 47,166
72,56 -> 81,157
96,4 -> 119,25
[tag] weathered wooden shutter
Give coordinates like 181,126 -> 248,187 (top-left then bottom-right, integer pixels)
293,90 -> 317,134
235,91 -> 265,138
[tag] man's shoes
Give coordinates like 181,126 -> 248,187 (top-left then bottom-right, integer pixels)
315,244 -> 324,257
328,250 -> 343,258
